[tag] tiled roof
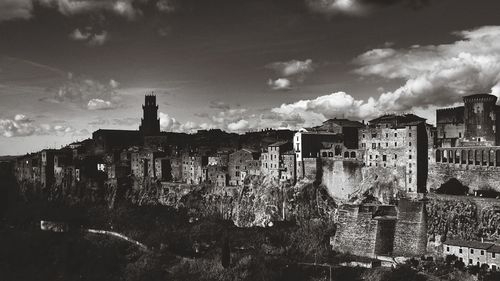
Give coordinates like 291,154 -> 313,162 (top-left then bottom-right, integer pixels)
269,141 -> 289,147
444,239 -> 494,250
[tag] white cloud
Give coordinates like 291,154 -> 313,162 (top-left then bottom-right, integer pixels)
267,59 -> 315,77
353,25 -> 500,112
69,28 -> 91,40
69,28 -> 108,46
227,119 -> 249,132
43,75 -> 120,109
159,112 -> 213,133
156,0 -> 176,13
40,0 -> 139,20
88,31 -> 108,46
0,114 -> 75,137
268,78 -> 292,91
266,59 -> 315,90
305,0 -> 367,16
87,98 -> 115,110
0,0 -> 33,22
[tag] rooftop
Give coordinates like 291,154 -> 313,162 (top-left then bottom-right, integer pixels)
444,239 -> 495,250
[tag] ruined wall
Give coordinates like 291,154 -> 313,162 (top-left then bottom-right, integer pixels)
427,163 -> 500,192
393,199 -> 427,257
321,159 -> 363,199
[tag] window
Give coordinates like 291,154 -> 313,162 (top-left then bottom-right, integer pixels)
409,155 -> 412,159
394,133 -> 397,137
370,155 -> 373,159
409,133 -> 412,137
362,134 -> 365,138
471,249 -> 474,254
459,132 -> 462,138
409,177 -> 412,183
459,248 -> 462,254
386,143 -> 388,147
409,142 -> 412,146
386,133 -> 388,138
394,154 -> 397,159
493,253 -> 496,258
372,143 -> 376,149
447,247 -> 450,252
372,133 -> 377,138
481,250 -> 484,255
409,163 -> 412,168
469,259 -> 472,264
383,155 -> 387,162
395,142 -> 397,147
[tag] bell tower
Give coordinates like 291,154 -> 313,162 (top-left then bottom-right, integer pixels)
139,93 -> 160,136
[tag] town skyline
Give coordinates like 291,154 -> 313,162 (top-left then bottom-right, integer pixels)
2,0 -> 500,155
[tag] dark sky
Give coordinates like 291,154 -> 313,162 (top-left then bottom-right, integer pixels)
1,0 -> 500,154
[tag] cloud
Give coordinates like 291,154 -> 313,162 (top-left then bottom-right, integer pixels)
268,78 -> 292,91
0,114 -> 76,137
261,25 -> 500,128
156,0 -> 176,13
353,25 -> 500,112
0,0 -> 33,22
209,101 -> 231,110
267,59 -> 315,77
87,98 -> 115,110
69,28 -> 109,46
305,0 -> 429,17
39,0 -> 140,20
42,74 -> 120,109
159,112 -> 213,133
266,59 -> 315,90
227,119 -> 249,132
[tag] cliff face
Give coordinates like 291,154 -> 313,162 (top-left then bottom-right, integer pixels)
426,195 -> 500,242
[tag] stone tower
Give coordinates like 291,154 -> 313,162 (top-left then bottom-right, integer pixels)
462,94 -> 498,146
139,94 -> 160,136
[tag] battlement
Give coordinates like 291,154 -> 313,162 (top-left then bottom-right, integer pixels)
463,93 -> 497,103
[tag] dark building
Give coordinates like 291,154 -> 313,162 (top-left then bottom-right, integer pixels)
140,94 -> 161,136
463,94 -> 498,146
436,93 -> 500,147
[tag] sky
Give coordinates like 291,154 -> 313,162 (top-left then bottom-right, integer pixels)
1,0 -> 500,155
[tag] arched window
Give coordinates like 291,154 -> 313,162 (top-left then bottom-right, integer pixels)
322,152 -> 327,157
350,151 -> 356,158
328,152 -> 333,157
344,151 -> 349,158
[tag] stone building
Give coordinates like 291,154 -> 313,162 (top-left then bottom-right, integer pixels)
228,148 -> 260,186
436,94 -> 500,148
443,239 -> 500,270
431,94 -> 500,193
139,94 -> 161,136
359,114 -> 429,194
261,141 -> 292,181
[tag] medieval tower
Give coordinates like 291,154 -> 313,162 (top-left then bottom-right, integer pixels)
462,94 -> 498,146
139,94 -> 161,136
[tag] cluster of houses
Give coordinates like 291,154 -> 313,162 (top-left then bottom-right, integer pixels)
12,94 -> 500,266
443,239 -> 500,270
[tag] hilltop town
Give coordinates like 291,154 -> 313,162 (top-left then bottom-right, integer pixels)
5,93 -> 500,273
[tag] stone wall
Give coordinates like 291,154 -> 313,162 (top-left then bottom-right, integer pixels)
332,200 -> 427,258
321,159 -> 363,199
393,199 -> 427,257
428,163 -> 500,192
331,205 -> 379,257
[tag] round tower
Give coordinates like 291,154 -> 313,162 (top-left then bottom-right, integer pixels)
463,94 -> 498,146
